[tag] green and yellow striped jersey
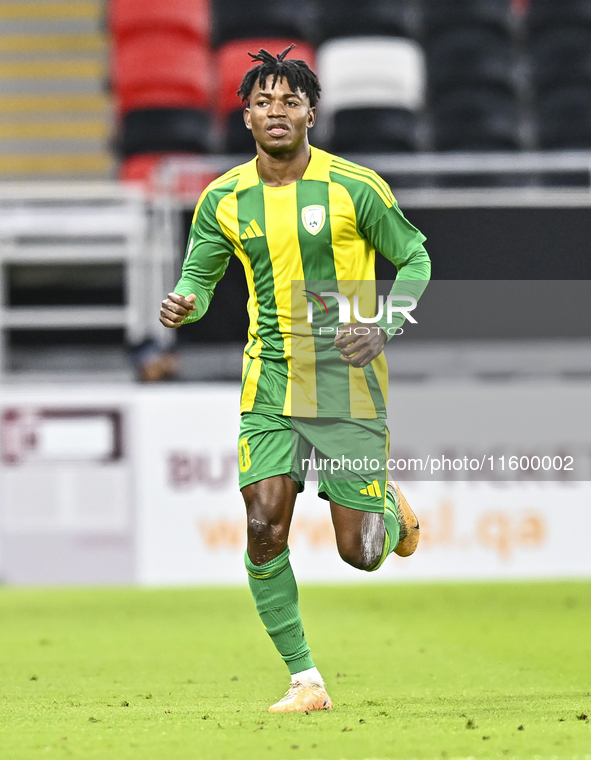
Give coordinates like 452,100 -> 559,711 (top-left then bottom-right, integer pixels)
175,147 -> 430,418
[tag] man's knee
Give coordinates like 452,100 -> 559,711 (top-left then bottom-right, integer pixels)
244,487 -> 292,551
247,509 -> 288,548
336,540 -> 381,571
334,511 -> 385,571
242,476 -> 297,565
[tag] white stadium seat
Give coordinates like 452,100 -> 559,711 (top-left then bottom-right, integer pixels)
316,36 -> 426,115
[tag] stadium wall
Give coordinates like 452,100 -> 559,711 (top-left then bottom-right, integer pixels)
0,383 -> 589,586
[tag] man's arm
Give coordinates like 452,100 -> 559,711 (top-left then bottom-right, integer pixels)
160,191 -> 234,329
335,194 -> 430,367
365,201 -> 431,340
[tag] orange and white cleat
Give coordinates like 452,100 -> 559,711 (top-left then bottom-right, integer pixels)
268,681 -> 333,713
387,481 -> 420,557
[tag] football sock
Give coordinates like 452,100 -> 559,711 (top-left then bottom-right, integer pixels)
291,666 -> 324,685
245,546 -> 315,675
369,488 -> 401,571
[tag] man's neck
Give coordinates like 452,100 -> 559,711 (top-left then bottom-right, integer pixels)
256,142 -> 312,187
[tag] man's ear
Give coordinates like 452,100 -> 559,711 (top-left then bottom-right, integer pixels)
307,107 -> 317,129
243,108 -> 252,131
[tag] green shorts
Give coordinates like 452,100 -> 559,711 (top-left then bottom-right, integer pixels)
237,412 -> 389,513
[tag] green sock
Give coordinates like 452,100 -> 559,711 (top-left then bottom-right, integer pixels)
368,488 -> 401,572
245,547 -> 315,675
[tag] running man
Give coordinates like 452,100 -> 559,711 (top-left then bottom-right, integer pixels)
160,46 -> 431,712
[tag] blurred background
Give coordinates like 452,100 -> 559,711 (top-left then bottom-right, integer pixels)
0,0 -> 590,586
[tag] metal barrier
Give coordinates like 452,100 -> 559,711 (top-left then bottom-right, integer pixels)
0,183 -> 149,379
155,150 -> 591,205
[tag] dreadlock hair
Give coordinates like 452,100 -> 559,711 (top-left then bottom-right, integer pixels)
237,45 -> 321,107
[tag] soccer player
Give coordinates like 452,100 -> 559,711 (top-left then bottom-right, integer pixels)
160,46 -> 431,713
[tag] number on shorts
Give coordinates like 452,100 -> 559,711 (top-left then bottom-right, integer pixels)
238,436 -> 251,472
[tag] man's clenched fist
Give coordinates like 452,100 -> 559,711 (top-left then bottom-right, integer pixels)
159,293 -> 196,328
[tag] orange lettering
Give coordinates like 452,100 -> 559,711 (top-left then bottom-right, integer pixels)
518,512 -> 546,548
198,520 -> 243,549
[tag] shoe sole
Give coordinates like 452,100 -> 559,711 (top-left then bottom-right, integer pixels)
390,481 -> 420,557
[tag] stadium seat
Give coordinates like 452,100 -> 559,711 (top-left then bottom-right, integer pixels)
226,110 -> 256,154
111,31 -> 210,114
331,107 -> 418,152
431,87 -> 521,151
216,39 -> 316,153
120,153 -> 218,195
118,108 -> 211,156
426,26 -> 516,96
109,0 -> 210,45
316,0 -> 414,44
536,85 -> 591,149
530,26 -> 591,95
316,37 -> 425,151
119,153 -> 186,191
527,0 -> 591,32
119,153 -> 164,183
210,0 -> 312,47
317,37 -> 425,115
422,0 -> 513,35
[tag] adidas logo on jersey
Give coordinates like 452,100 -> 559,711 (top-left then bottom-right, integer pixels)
241,219 -> 265,240
360,480 -> 382,497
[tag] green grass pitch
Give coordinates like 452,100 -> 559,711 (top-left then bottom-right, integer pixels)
1,581 -> 590,760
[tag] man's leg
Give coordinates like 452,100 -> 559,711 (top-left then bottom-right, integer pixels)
329,482 -> 420,571
329,498 -> 394,571
242,475 -> 311,670
296,417 -> 419,570
242,475 -> 332,712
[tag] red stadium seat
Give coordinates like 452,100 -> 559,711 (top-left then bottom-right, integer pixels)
119,153 -> 217,196
109,0 -> 210,45
112,31 -> 210,114
216,39 -> 316,116
120,153 -> 168,189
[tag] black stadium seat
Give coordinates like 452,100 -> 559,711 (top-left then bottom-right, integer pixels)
330,107 -> 419,152
119,107 -> 210,156
431,87 -> 521,151
536,85 -> 591,149
527,0 -> 591,32
225,109 -> 256,154
530,26 -> 591,95
422,0 -> 513,35
426,26 -> 516,96
210,0 -> 311,47
316,0 -> 414,44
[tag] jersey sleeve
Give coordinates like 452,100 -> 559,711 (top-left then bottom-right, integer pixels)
174,190 -> 235,324
356,178 -> 431,340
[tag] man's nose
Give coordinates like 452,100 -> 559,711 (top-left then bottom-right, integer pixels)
268,99 -> 286,116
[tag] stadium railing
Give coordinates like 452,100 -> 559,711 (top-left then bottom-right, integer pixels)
0,183 -> 154,380
154,150 -> 591,200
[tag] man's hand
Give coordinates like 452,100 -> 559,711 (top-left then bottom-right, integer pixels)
159,293 -> 196,328
334,323 -> 387,368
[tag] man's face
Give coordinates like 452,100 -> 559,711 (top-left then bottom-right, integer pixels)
244,75 -> 316,154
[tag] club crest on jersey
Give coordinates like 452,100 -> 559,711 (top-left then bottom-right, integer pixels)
301,205 -> 326,236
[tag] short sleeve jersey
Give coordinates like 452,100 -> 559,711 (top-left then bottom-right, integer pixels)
175,147 -> 430,419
